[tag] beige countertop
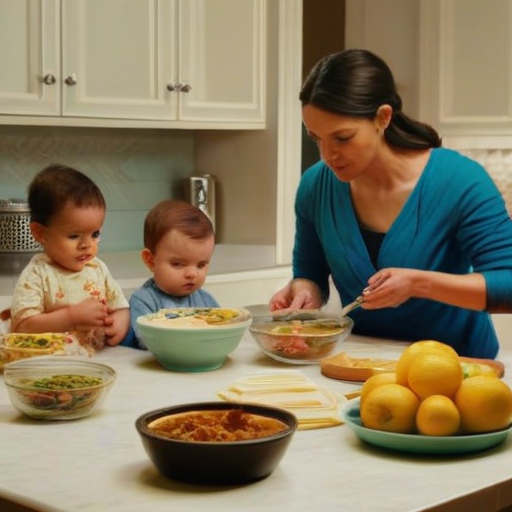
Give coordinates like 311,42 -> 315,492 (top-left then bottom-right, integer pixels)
1,335 -> 512,512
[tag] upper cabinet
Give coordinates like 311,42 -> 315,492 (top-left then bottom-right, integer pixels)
420,0 -> 512,138
0,0 -> 266,129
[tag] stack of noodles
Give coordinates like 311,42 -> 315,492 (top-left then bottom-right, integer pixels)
217,370 -> 347,429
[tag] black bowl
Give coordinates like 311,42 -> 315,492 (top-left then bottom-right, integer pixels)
135,401 -> 298,485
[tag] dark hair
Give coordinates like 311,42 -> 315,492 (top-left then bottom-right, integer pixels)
144,200 -> 214,253
300,49 -> 441,149
28,164 -> 106,225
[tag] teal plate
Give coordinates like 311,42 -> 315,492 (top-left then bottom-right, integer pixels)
342,398 -> 512,455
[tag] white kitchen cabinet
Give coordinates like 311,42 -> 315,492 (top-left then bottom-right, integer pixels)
0,0 -> 60,116
203,267 -> 292,308
0,0 -> 266,129
419,0 -> 512,138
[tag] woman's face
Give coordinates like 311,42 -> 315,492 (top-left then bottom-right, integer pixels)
302,104 -> 387,182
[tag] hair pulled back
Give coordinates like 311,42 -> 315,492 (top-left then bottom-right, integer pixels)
300,49 -> 441,149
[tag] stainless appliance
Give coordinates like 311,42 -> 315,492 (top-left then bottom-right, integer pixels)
184,175 -> 216,231
0,199 -> 41,273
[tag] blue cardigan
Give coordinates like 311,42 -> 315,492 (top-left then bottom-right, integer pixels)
293,148 -> 512,358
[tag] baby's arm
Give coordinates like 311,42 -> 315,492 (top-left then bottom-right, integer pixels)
14,297 -> 109,333
103,308 -> 130,346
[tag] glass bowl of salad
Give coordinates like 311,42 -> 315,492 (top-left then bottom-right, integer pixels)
3,357 -> 116,420
249,311 -> 353,364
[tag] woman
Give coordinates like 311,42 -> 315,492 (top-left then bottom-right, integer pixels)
269,49 -> 512,358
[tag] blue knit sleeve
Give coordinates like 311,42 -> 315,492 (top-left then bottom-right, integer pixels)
292,163 -> 331,300
453,158 -> 512,310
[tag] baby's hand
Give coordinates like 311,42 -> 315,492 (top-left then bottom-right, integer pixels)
69,298 -> 108,329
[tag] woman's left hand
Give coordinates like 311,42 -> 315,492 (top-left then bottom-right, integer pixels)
362,268 -> 418,309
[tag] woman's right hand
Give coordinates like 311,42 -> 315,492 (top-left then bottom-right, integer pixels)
269,278 -> 324,311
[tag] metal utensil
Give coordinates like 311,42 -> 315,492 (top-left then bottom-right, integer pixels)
339,296 -> 364,317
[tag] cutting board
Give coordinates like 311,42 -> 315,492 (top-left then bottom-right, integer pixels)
320,351 -> 505,382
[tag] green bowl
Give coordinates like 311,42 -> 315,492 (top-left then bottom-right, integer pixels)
136,308 -> 252,372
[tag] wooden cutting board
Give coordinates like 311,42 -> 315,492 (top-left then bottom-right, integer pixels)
320,351 -> 505,382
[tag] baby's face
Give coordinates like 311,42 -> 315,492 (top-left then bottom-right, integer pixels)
33,202 -> 105,272
147,230 -> 215,297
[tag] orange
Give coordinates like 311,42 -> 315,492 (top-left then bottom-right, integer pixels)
395,340 -> 459,386
454,376 -> 512,433
360,372 -> 396,404
407,350 -> 463,399
360,383 -> 420,434
416,395 -> 460,436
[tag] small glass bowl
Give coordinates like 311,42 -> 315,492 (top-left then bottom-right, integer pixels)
3,356 -> 116,420
249,312 -> 353,364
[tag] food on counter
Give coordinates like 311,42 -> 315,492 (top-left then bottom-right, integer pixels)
395,340 -> 460,387
360,383 -> 420,434
454,376 -> 512,434
321,346 -> 505,383
15,373 -> 104,416
359,372 -> 397,403
321,352 -> 397,381
217,370 -> 346,429
250,315 -> 353,364
138,307 -> 248,328
4,358 -> 116,420
0,332 -> 90,371
407,349 -> 463,400
148,409 -> 289,442
135,402 -> 297,485
416,395 -> 461,437
358,341 -> 512,436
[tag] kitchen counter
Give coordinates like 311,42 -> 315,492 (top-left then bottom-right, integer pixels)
1,335 -> 512,512
0,244 -> 291,310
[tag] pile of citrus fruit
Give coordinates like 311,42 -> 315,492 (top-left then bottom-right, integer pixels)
359,340 -> 512,436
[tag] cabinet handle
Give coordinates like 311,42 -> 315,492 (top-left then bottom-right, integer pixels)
42,74 -> 56,86
166,83 -> 178,92
64,74 -> 78,86
178,83 -> 192,93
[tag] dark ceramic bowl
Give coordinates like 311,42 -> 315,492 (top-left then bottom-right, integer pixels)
135,401 -> 298,485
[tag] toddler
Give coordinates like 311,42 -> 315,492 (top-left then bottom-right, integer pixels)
128,199 -> 219,349
10,164 -> 130,350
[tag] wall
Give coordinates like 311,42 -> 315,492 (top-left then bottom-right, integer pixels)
194,0 -> 279,246
0,126 -> 194,252
345,0 -> 420,117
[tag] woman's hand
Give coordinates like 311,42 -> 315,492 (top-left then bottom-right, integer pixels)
362,268 -> 416,309
363,267 -> 487,311
269,278 -> 324,311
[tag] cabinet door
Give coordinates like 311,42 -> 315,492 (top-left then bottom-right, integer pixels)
178,0 -> 266,124
62,0 -> 176,120
0,0 -> 59,115
420,0 -> 512,136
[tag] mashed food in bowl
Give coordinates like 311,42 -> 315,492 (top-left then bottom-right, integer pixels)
148,409 -> 289,442
139,308 -> 249,328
